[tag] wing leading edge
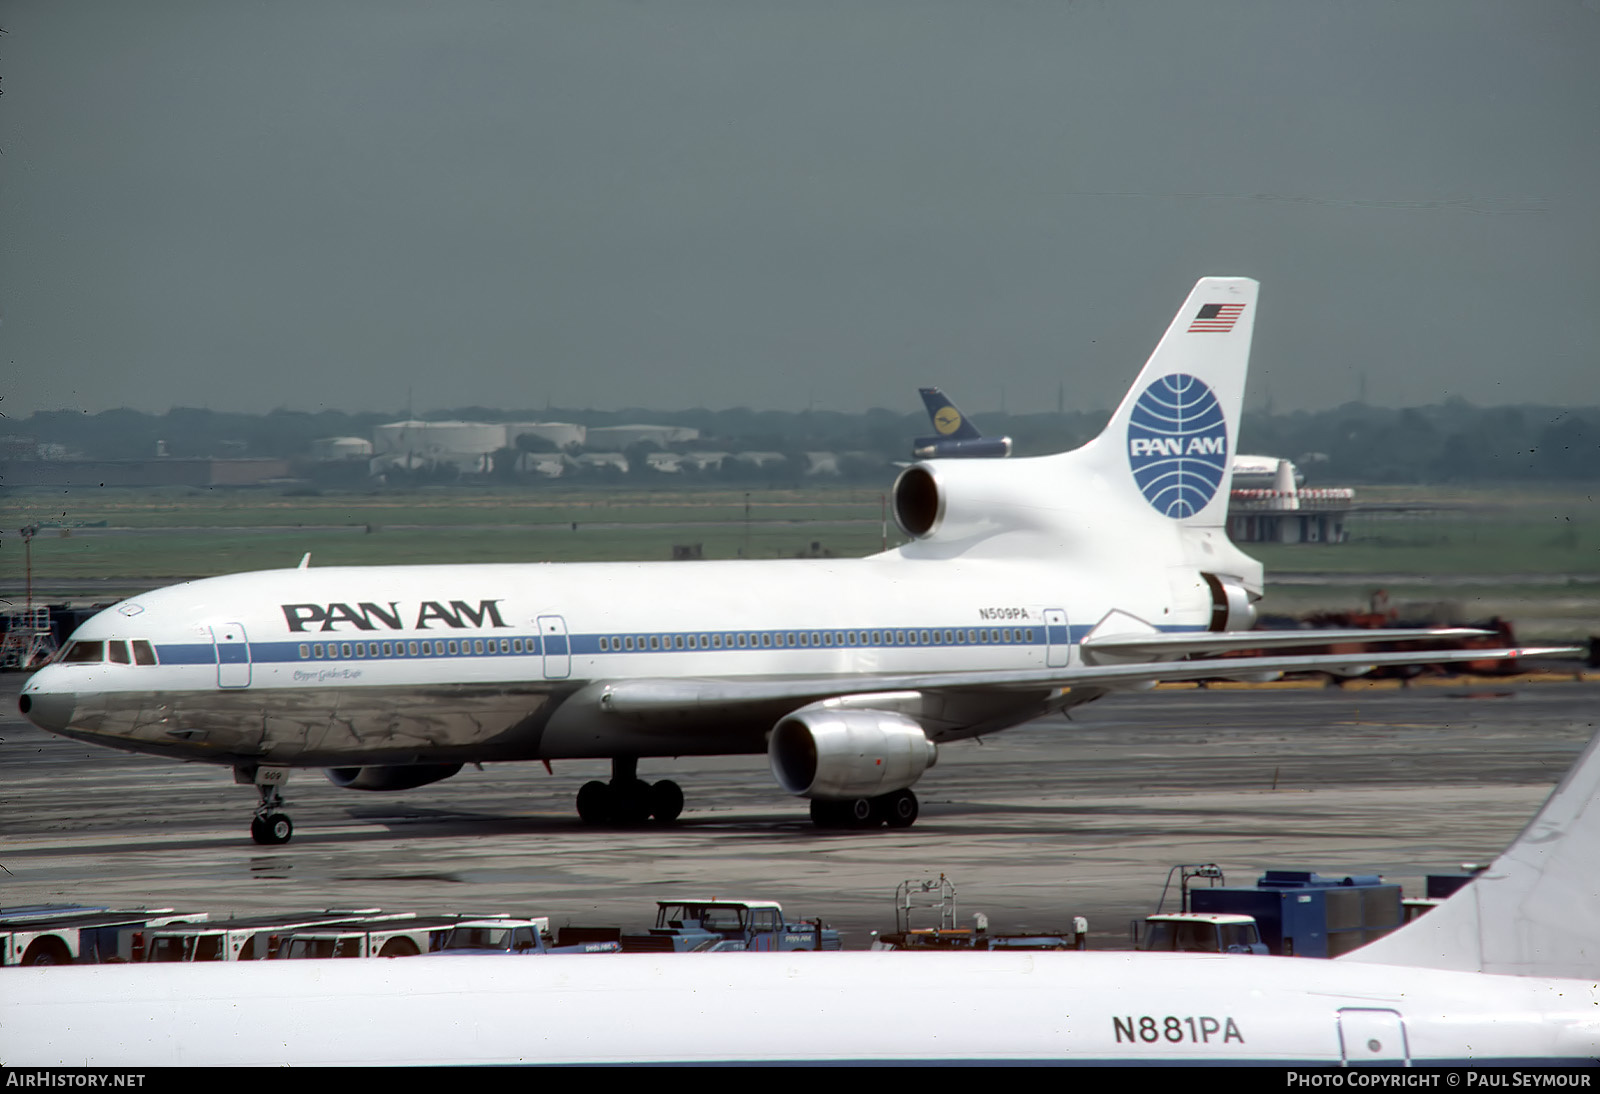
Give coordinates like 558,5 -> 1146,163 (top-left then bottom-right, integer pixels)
598,639 -> 1576,716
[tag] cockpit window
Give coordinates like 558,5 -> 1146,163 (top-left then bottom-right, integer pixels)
60,641 -> 104,664
132,640 -> 158,666
108,641 -> 131,664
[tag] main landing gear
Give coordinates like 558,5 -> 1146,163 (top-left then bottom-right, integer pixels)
576,757 -> 684,825
810,788 -> 919,829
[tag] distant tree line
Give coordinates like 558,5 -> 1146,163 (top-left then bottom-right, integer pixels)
4,400 -> 1599,485
1236,402 -> 1600,483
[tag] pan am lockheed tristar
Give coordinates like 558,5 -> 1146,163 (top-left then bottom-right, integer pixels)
18,278 -> 1562,844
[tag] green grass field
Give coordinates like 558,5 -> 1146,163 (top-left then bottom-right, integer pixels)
8,487 -> 892,578
1251,488 -> 1599,637
13,486 -> 885,529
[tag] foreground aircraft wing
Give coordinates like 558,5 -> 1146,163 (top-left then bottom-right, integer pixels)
599,641 -> 1577,715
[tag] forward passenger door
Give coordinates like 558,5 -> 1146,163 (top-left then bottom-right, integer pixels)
539,615 -> 570,679
211,623 -> 251,688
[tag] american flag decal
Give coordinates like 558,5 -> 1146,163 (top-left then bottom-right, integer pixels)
1188,303 -> 1245,333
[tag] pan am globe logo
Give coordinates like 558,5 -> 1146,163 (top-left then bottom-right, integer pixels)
1126,373 -> 1228,518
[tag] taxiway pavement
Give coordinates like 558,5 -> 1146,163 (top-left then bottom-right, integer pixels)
1,675 -> 1591,948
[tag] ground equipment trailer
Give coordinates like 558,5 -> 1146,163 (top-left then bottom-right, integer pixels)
137,909 -> 397,962
268,914 -> 476,959
1402,867 -> 1484,923
870,877 -> 1085,951
0,907 -> 208,966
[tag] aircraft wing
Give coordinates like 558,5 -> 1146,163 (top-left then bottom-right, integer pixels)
598,641 -> 1578,715
1078,627 -> 1499,662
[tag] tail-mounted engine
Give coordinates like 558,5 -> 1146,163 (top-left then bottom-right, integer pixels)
768,704 -> 937,799
892,466 -> 944,538
1203,572 -> 1257,632
324,764 -> 463,792
890,460 -> 1050,543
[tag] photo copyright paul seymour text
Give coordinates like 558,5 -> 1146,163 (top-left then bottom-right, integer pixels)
1286,1076 -> 1591,1089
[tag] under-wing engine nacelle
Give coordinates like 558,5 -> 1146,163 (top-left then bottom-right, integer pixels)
768,706 -> 937,799
324,764 -> 464,792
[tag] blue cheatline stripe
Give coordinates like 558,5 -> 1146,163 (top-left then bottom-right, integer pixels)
155,643 -> 219,665
150,622 -> 1206,668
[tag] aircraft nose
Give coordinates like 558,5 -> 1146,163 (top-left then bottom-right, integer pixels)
19,687 -> 75,733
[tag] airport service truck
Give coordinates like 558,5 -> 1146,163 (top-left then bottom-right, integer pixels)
1133,865 -> 1401,957
560,900 -> 840,953
435,917 -> 621,956
1137,913 -> 1269,955
1185,870 -> 1404,957
0,907 -> 209,966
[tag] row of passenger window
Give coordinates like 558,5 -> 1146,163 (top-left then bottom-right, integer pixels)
597,627 -> 1033,652
299,637 -> 531,660
296,626 -> 1037,662
57,640 -> 158,666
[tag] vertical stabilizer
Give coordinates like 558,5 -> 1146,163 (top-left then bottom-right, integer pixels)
1343,729 -> 1600,978
918,388 -> 984,441
1078,277 -> 1258,528
912,388 -> 1013,459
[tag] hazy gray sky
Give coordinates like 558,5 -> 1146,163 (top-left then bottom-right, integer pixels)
4,1 -> 1596,417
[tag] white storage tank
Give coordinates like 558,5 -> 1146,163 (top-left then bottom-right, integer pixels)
308,437 -> 373,461
372,421 -> 507,458
584,425 -> 700,451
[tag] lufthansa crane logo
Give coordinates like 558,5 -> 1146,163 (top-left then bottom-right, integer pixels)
1126,373 -> 1228,518
934,407 -> 963,435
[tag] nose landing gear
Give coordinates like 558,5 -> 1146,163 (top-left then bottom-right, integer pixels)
250,799 -> 293,846
237,765 -> 294,845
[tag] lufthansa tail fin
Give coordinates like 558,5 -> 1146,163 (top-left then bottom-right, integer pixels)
1072,277 -> 1257,528
1343,729 -> 1600,978
912,388 -> 1013,459
918,389 -> 984,441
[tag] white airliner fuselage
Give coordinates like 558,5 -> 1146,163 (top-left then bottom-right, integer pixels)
24,555 -> 1147,769
4,950 -> 1597,1066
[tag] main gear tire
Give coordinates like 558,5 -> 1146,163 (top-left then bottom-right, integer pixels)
251,812 -> 293,845
878,788 -> 919,829
649,779 -> 685,823
576,780 -> 613,824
